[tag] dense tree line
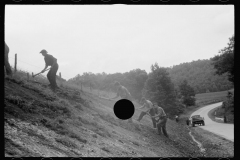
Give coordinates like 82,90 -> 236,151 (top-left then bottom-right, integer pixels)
142,63 -> 184,116
68,69 -> 148,100
68,58 -> 233,97
212,35 -> 234,122
167,59 -> 233,94
212,35 -> 234,85
68,36 -> 234,117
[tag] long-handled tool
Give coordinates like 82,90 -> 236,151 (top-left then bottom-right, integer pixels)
32,68 -> 51,78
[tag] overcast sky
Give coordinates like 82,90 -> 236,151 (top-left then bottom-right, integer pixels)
5,5 -> 234,80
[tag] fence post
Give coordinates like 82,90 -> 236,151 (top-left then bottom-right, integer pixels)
27,72 -> 29,81
14,53 -> 17,73
59,72 -> 61,78
32,72 -> 34,79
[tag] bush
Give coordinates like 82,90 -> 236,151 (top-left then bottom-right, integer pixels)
183,96 -> 196,106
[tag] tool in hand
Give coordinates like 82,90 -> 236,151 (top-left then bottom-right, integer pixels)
32,68 -> 51,78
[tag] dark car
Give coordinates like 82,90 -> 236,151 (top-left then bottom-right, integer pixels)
191,115 -> 205,127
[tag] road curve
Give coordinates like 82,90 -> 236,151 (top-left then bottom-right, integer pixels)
190,102 -> 234,142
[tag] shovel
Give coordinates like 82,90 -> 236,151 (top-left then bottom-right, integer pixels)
32,68 -> 51,78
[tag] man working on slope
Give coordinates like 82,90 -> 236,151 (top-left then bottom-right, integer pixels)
150,102 -> 169,138
5,42 -> 12,77
110,81 -> 134,123
39,49 -> 59,90
136,97 -> 156,129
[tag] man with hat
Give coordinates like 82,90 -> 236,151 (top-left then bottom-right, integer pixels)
151,102 -> 169,138
39,49 -> 59,89
111,81 -> 134,123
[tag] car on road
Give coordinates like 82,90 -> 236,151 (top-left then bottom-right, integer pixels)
190,115 -> 205,127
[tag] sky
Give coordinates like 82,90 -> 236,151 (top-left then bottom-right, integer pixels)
5,5 -> 234,80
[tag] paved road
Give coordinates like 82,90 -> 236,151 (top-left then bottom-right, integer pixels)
190,102 -> 234,142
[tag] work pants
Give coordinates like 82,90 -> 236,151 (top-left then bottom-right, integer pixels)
156,116 -> 168,138
137,108 -> 156,128
47,63 -> 59,89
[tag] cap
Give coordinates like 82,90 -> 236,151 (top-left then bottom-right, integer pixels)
40,49 -> 47,54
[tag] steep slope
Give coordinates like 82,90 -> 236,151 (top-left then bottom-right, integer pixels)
4,77 -> 233,157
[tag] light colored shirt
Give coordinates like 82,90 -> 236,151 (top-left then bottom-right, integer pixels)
142,100 -> 153,112
117,85 -> 132,100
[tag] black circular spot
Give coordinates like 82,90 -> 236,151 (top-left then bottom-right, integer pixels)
114,99 -> 135,120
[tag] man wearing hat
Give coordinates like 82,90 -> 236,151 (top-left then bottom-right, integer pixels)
111,81 -> 134,123
39,49 -> 59,89
151,102 -> 169,138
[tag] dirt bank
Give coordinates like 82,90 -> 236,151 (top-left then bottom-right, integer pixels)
4,77 -> 233,157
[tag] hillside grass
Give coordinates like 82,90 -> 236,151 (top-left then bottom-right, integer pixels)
5,69 -> 234,157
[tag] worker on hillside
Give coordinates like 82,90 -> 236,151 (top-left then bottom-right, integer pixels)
39,49 -> 59,90
4,42 -> 12,77
136,97 -> 156,129
151,102 -> 169,138
175,115 -> 179,123
111,81 -> 134,123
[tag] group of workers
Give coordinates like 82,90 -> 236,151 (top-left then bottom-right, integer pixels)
4,42 -> 59,90
5,42 -> 169,137
110,81 -> 169,138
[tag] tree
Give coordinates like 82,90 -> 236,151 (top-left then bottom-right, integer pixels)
143,63 -> 181,116
125,69 -> 148,100
212,35 -> 234,84
178,79 -> 196,107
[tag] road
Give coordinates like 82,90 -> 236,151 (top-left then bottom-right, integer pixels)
190,102 -> 234,142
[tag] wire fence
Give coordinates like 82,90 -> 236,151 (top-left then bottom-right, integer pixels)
8,56 -> 43,73
7,53 -> 122,102
7,54 -> 114,98
9,56 -> 42,68
8,54 -> 63,80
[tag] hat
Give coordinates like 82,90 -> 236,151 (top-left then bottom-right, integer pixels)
40,49 -> 47,54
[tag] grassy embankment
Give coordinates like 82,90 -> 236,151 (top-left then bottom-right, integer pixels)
4,69 -> 234,157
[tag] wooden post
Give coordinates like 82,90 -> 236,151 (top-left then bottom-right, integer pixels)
59,72 -> 61,78
27,72 -> 29,80
32,72 -> 34,78
14,53 -> 17,73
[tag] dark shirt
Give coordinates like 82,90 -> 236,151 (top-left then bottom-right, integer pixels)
153,106 -> 166,119
44,54 -> 57,66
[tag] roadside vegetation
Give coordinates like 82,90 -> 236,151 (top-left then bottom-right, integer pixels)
5,35 -> 234,157
5,69 -> 234,157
